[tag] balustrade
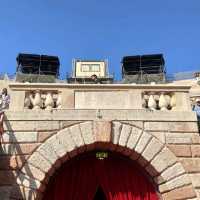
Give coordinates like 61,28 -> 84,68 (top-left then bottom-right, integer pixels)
7,83 -> 192,112
24,90 -> 61,110
56,92 -> 62,109
143,92 -> 176,111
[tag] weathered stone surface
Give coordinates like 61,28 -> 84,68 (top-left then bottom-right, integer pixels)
191,145 -> 200,157
196,189 -> 200,199
118,124 -> 132,146
2,132 -> 37,143
135,131 -> 152,154
126,127 -> 142,149
111,122 -> 122,144
150,131 -> 165,143
56,128 -> 76,152
162,185 -> 196,200
171,122 -> 198,132
94,121 -> 111,142
46,136 -> 68,159
3,82 -> 200,200
35,121 -> 60,131
159,174 -> 191,193
174,92 -> 191,111
22,163 -> 45,182
121,121 -> 143,129
157,163 -> 185,184
4,121 -> 60,131
37,142 -> 59,165
17,173 -> 41,190
166,133 -> 192,144
192,135 -> 200,144
180,158 -> 200,173
28,152 -> 51,173
69,124 -> 84,147
142,137 -> 163,162
38,131 -> 55,142
80,122 -> 95,144
150,147 -> 177,173
0,186 -> 12,200
60,89 -> 74,109
167,145 -> 191,157
75,90 -> 142,109
145,122 -> 170,132
60,121 -> 82,129
144,122 -> 198,132
9,90 -> 25,112
50,109 -> 97,120
5,109 -> 196,121
190,174 -> 200,188
0,143 -> 40,155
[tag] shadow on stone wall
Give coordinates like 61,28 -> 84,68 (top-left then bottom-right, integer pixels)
0,114 -> 39,199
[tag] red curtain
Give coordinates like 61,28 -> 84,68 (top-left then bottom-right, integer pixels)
44,153 -> 159,200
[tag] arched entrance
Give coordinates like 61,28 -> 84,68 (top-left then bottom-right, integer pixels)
43,151 -> 159,200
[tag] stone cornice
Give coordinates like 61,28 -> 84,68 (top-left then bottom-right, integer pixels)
9,83 -> 191,92
4,109 -> 197,122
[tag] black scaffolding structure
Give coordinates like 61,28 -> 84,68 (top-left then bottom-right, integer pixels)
16,53 -> 60,82
122,54 -> 166,84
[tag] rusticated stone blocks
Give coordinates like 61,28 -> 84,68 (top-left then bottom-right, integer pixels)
162,185 -> 196,200
0,117 -> 199,200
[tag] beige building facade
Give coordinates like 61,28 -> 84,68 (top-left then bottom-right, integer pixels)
0,81 -> 200,199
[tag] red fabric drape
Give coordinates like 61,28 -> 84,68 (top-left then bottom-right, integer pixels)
44,153 -> 159,200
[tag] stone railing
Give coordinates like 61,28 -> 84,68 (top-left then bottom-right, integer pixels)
24,90 -> 61,110
7,83 -> 192,112
142,92 -> 176,110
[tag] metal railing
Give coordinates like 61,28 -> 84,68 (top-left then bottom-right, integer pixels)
0,70 -> 199,84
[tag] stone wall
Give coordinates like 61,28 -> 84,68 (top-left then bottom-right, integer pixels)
8,83 -> 191,111
0,83 -> 200,199
0,110 -> 200,200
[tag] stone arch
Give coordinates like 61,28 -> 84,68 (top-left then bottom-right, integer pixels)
12,121 -> 197,200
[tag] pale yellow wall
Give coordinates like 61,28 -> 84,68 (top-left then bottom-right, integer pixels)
75,61 -> 106,77
168,79 -> 200,98
74,90 -> 142,109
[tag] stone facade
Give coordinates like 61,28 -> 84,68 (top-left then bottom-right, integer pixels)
0,83 -> 200,199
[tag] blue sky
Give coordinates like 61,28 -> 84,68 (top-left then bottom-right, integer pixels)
0,0 -> 200,80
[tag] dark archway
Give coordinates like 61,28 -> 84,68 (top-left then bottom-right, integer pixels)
93,186 -> 107,200
43,151 -> 159,200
